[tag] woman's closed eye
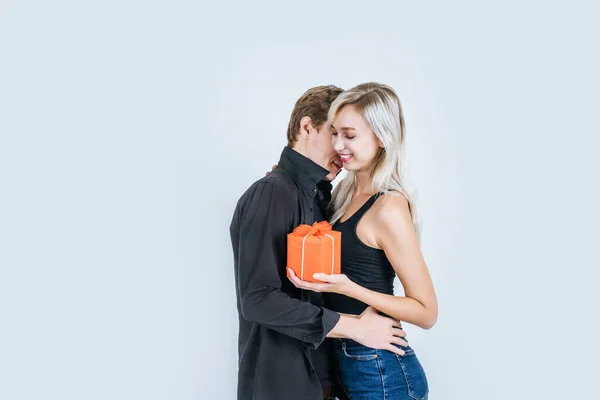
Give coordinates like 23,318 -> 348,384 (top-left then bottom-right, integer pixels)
332,131 -> 355,140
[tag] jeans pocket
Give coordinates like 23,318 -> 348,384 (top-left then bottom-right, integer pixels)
396,352 -> 429,400
341,340 -> 378,361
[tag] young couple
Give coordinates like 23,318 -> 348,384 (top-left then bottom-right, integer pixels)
230,83 -> 438,400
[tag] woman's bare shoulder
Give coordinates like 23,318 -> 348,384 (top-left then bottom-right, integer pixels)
373,191 -> 411,222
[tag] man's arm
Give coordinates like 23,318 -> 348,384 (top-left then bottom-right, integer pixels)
236,181 -> 339,348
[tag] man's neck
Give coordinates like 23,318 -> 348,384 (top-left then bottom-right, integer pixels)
278,146 -> 328,188
290,143 -> 309,159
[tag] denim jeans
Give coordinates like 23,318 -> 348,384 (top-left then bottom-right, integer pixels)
333,339 -> 429,400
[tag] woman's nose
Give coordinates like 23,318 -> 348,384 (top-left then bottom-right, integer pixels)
332,135 -> 344,151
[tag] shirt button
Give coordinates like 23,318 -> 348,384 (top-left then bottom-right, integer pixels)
313,189 -> 317,192
302,335 -> 308,340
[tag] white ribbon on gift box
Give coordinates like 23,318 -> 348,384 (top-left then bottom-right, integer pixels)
300,233 -> 335,280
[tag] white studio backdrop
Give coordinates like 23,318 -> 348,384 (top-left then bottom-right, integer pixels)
1,1 -> 599,399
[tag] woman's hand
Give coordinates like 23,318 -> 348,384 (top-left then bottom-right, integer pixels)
265,165 -> 277,176
287,268 -> 357,296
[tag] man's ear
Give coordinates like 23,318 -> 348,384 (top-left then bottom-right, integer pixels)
298,116 -> 315,139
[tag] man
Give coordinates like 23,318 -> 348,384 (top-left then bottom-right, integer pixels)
230,85 -> 406,400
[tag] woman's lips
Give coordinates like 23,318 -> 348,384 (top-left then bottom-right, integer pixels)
339,154 -> 353,163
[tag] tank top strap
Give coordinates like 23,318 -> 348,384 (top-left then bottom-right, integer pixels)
343,192 -> 382,224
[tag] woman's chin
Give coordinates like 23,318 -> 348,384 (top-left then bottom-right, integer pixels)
340,163 -> 358,172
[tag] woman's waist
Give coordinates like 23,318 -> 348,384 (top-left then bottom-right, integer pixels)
324,294 -> 368,315
324,283 -> 394,315
338,272 -> 395,293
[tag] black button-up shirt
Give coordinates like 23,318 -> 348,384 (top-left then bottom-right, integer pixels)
230,146 -> 340,400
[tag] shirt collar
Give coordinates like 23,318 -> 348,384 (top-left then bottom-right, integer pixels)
277,146 -> 329,190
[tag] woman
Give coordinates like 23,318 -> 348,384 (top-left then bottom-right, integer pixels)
288,82 -> 438,400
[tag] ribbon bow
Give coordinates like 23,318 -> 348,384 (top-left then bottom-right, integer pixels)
291,221 -> 335,280
292,221 -> 332,237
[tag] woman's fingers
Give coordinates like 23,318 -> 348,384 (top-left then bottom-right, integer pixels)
287,268 -> 303,287
287,268 -> 329,292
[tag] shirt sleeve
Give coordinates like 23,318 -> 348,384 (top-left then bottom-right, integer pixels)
235,181 -> 340,348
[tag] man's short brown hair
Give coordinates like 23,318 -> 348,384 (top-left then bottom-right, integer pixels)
286,85 -> 344,147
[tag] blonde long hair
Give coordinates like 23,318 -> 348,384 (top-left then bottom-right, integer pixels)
328,82 -> 421,237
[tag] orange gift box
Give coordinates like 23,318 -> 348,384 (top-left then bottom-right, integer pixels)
287,221 -> 341,282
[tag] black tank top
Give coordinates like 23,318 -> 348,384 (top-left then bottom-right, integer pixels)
325,193 -> 396,315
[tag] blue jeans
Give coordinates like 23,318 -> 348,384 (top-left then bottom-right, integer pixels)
333,339 -> 429,400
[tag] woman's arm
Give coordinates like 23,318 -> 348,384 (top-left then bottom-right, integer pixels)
356,194 -> 437,329
348,284 -> 436,329
339,312 -> 360,319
